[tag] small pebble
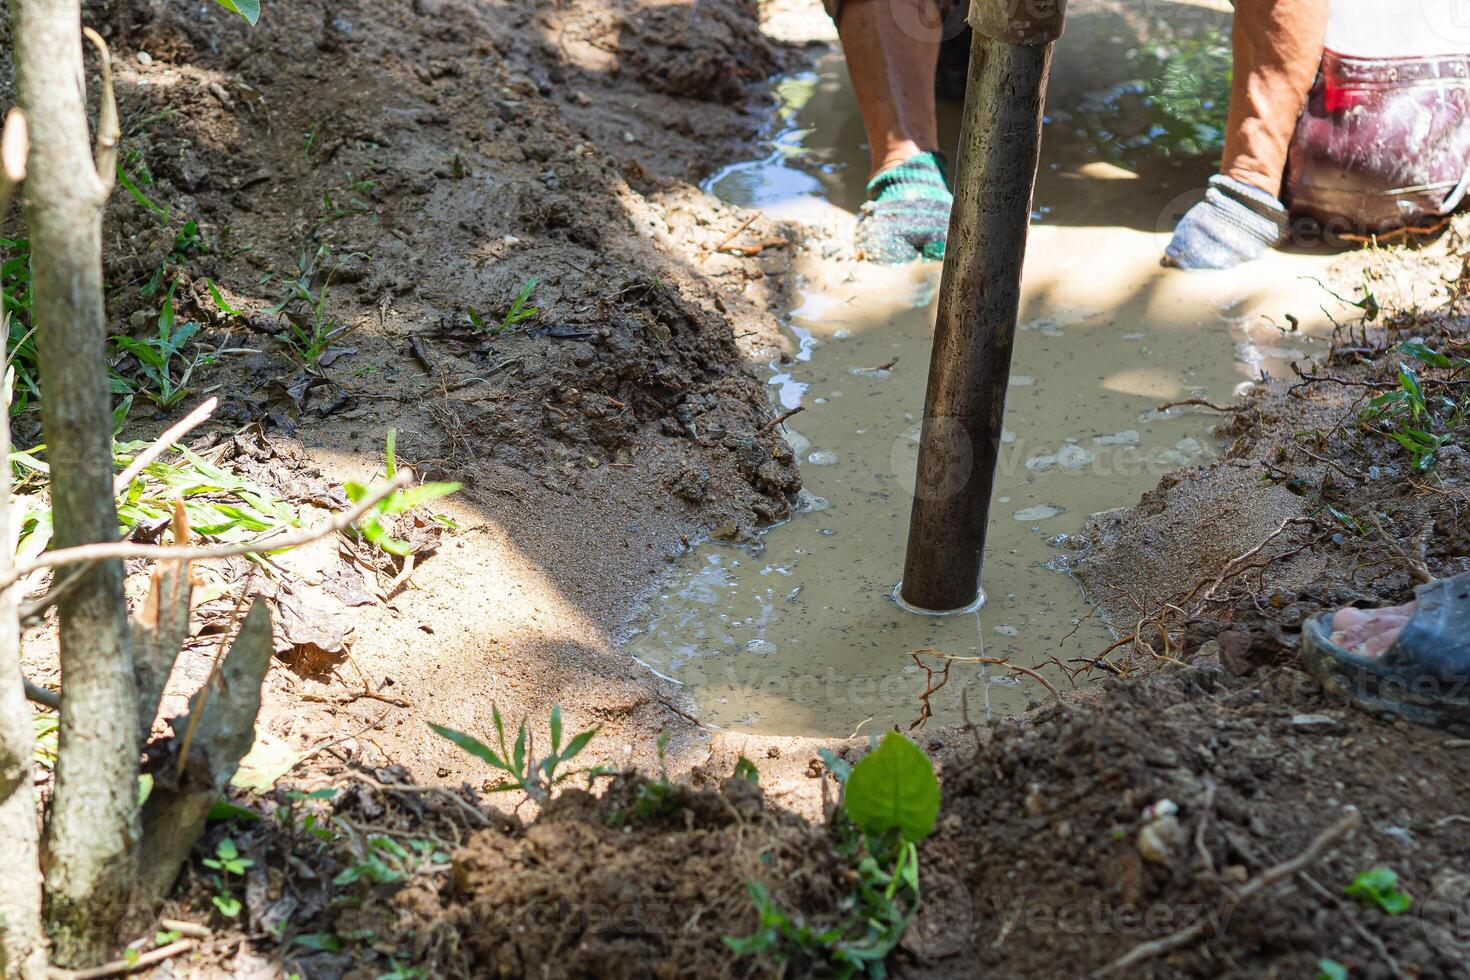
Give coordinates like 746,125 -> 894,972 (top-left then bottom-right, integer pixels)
1291,713 -> 1343,734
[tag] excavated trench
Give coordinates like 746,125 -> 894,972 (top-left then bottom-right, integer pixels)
626,20 -> 1340,737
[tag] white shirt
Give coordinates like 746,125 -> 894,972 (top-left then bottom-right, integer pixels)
1327,0 -> 1470,57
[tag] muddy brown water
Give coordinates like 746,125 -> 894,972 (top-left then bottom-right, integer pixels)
626,44 -> 1340,737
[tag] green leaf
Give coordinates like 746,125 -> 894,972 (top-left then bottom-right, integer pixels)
1317,959 -> 1349,980
204,278 -> 241,316
210,0 -> 261,25
512,718 -> 527,775
116,165 -> 169,217
293,933 -> 343,953
559,727 -> 599,764
818,747 -> 851,783
1345,867 -> 1413,915
492,704 -> 507,754
379,482 -> 460,514
207,800 -> 260,822
1398,341 -> 1453,368
549,704 -> 563,754
734,756 -> 760,784
842,732 -> 940,843
428,723 -> 510,772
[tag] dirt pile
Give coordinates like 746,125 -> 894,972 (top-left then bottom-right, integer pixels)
924,669 -> 1470,977
426,776 -> 845,978
1075,222 -> 1470,680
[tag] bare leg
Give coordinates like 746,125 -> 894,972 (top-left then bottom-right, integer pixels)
1221,0 -> 1329,194
1164,0 -> 1327,268
837,0 -> 942,178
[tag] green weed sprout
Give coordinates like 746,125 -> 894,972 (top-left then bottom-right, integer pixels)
726,732 -> 939,976
430,704 -> 600,804
1345,867 -> 1412,915
343,428 -> 460,557
201,837 -> 253,917
1359,341 -> 1469,471
499,277 -> 539,331
112,280 -> 209,407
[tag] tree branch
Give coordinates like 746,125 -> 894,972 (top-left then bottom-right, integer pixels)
112,397 -> 216,494
0,108 -> 28,217
0,470 -> 412,592
80,28 -> 117,194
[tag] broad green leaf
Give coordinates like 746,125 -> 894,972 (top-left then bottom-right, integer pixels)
842,732 -> 940,843
211,0 -> 261,25
1398,341 -> 1453,368
207,800 -> 261,822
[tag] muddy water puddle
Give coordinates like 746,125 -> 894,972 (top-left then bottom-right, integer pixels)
627,43 -> 1338,737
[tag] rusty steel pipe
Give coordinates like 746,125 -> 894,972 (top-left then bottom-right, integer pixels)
899,0 -> 1067,613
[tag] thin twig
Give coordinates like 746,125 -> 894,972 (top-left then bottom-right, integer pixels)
19,564 -> 93,623
655,695 -> 713,731
1156,397 -> 1239,414
50,938 -> 194,979
344,770 -> 489,828
1190,517 -> 1314,607
1193,779 -> 1217,877
157,918 -> 211,940
1289,360 -> 1395,394
302,689 -> 413,709
757,406 -> 804,436
1297,871 -> 1407,979
113,397 -> 218,493
908,651 -> 952,731
81,28 -> 119,194
1368,514 -> 1434,584
708,212 -> 758,252
0,471 -> 412,591
1092,809 -> 1361,977
911,647 -> 1062,700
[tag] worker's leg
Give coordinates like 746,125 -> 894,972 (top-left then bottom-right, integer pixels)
839,0 -> 942,175
1221,0 -> 1329,193
833,0 -> 953,263
1164,0 -> 1329,270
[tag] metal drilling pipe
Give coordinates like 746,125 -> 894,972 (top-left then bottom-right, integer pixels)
899,0 -> 1067,613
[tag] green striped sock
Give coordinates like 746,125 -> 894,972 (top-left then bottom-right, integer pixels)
855,151 -> 953,263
